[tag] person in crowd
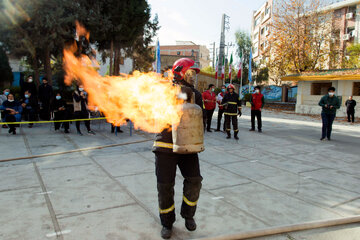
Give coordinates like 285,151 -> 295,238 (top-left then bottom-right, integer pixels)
20,90 -> 38,128
111,123 -> 123,133
73,84 -> 95,135
38,77 -> 53,120
0,89 -> 10,105
249,86 -> 265,133
202,84 -> 216,132
0,93 -> 22,134
318,87 -> 340,141
52,92 -> 70,133
0,89 -> 10,128
345,96 -> 356,123
21,75 -> 37,98
221,84 -> 242,139
215,85 -> 226,132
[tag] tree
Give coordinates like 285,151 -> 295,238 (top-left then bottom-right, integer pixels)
345,43 -> 360,68
0,46 -> 13,87
267,0 -> 333,80
235,30 -> 252,85
201,66 -> 215,75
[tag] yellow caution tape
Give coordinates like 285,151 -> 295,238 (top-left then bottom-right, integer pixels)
0,117 -> 107,125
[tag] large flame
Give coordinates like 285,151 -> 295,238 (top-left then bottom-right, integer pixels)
63,23 -> 183,133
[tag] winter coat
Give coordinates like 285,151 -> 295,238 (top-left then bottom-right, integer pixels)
250,93 -> 265,111
202,90 -> 216,110
73,90 -> 88,112
0,100 -> 23,122
38,84 -> 53,103
345,100 -> 357,112
318,94 -> 340,115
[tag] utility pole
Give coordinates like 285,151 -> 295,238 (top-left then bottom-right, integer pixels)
217,14 -> 230,86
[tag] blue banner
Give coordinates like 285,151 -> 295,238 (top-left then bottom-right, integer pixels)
156,40 -> 161,73
261,85 -> 282,101
248,48 -> 252,83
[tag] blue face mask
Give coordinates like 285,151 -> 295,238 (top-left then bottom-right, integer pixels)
25,94 -> 29,98
5,92 -> 9,96
56,96 -> 61,100
222,89 -> 226,93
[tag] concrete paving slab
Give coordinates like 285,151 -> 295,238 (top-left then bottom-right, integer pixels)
0,163 -> 39,191
300,169 -> 360,194
36,152 -> 92,170
38,164 -> 135,218
333,198 -> 360,216
93,152 -> 154,177
0,188 -> 54,240
58,204 -> 160,240
199,147 -> 248,165
219,160 -> 286,181
0,135 -> 29,159
212,182 -> 341,226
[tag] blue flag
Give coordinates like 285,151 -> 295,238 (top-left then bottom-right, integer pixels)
248,48 -> 252,83
156,40 -> 161,73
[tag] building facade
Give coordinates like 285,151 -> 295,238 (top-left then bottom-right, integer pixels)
160,41 -> 210,69
283,69 -> 360,117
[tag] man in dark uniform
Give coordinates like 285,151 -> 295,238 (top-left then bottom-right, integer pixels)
152,58 -> 204,239
221,84 -> 242,140
345,96 -> 356,123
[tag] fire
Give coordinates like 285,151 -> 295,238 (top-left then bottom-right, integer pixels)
63,23 -> 183,133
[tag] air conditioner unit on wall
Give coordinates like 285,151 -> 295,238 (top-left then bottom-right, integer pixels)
342,34 -> 350,41
346,12 -> 353,20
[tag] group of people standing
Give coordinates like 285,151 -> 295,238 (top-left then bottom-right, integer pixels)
0,76 -> 96,135
202,84 -> 264,139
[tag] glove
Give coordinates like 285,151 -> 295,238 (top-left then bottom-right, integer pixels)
238,108 -> 242,117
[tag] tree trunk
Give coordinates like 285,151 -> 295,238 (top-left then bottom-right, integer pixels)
109,40 -> 114,76
32,55 -> 40,88
44,45 -> 52,85
113,46 -> 119,76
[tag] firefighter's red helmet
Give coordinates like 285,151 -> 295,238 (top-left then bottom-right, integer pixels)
172,58 -> 200,80
227,84 -> 235,90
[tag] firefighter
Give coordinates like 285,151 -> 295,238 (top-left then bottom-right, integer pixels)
221,84 -> 242,139
152,58 -> 204,239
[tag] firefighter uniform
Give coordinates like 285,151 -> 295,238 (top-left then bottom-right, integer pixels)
153,58 -> 204,236
221,87 -> 241,139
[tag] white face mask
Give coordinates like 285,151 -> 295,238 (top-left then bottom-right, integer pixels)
79,88 -> 84,92
255,90 -> 260,93
329,92 -> 335,96
28,78 -> 33,83
8,99 -> 14,102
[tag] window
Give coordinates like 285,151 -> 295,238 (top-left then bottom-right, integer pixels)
261,27 -> 265,35
254,17 -> 260,27
353,82 -> 360,96
311,83 -> 332,95
177,51 -> 180,55
265,7 -> 271,16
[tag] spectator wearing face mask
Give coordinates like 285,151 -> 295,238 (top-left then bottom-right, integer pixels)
249,86 -> 265,133
345,96 -> 356,123
73,84 -> 95,135
21,75 -> 37,98
0,89 -> 10,128
52,93 -> 70,133
215,85 -> 227,132
318,87 -> 340,141
38,77 -> 53,120
0,93 -> 22,134
20,90 -> 38,128
202,84 -> 216,132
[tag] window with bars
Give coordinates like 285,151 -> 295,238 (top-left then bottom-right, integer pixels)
311,83 -> 332,95
353,82 -> 360,96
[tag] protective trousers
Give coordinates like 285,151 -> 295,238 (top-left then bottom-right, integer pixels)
225,115 -> 238,133
155,151 -> 202,228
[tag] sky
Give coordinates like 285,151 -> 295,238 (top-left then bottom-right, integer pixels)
147,0 -> 268,64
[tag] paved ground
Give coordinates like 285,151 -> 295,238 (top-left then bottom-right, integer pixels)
0,108 -> 359,240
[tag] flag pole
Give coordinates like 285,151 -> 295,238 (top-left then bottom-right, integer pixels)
240,49 -> 243,99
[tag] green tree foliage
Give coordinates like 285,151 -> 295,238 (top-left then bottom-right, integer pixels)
0,46 -> 13,87
345,44 -> 360,68
201,66 -> 215,75
235,29 -> 252,85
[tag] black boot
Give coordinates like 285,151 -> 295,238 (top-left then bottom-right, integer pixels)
234,131 -> 239,140
226,131 -> 231,139
185,218 -> 197,231
161,226 -> 172,239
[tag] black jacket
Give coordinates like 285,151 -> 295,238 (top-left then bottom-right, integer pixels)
152,87 -> 205,153
52,98 -> 67,112
221,92 -> 241,115
39,84 -> 53,103
345,100 -> 356,112
20,95 -> 38,112
21,82 -> 37,97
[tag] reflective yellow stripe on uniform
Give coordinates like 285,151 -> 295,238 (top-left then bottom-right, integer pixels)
153,141 -> 173,149
224,113 -> 238,116
228,102 -> 237,104
159,204 -> 175,214
183,196 -> 198,207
